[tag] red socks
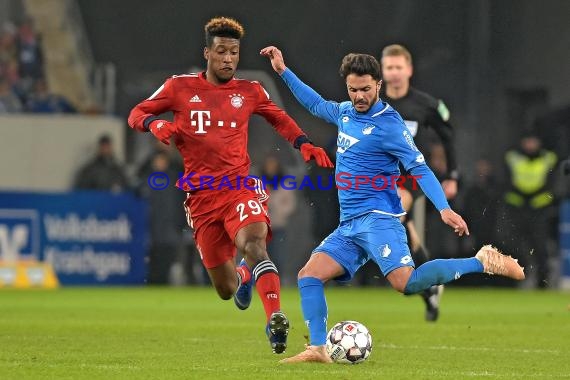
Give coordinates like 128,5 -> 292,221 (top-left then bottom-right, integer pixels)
252,260 -> 281,322
255,271 -> 281,321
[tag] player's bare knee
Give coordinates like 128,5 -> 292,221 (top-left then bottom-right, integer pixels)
242,240 -> 267,263
235,223 -> 268,262
297,265 -> 311,280
388,275 -> 409,293
297,263 -> 329,282
386,267 -> 413,293
391,281 -> 407,294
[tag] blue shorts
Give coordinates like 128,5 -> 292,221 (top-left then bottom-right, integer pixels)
312,212 -> 414,282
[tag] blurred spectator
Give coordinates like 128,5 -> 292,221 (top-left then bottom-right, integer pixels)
16,17 -> 44,89
427,143 -> 447,180
2,59 -> 20,88
0,22 -> 18,81
136,141 -> 208,285
136,150 -> 187,284
137,140 -> 183,178
0,17 -> 49,105
0,22 -> 17,55
261,155 -> 297,274
0,76 -> 23,112
501,133 -> 558,288
25,79 -> 77,113
74,134 -> 128,192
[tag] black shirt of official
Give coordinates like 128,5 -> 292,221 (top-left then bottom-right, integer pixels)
383,87 -> 458,179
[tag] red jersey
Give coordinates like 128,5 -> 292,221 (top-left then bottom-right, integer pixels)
128,72 -> 306,191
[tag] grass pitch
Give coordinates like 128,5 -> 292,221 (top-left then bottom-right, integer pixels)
1,286 -> 569,379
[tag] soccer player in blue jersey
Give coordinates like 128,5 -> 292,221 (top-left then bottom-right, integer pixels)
260,46 -> 525,363
381,44 -> 460,321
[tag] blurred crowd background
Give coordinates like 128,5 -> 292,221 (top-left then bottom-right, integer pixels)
1,0 -> 569,288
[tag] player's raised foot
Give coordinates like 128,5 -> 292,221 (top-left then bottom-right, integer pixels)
234,259 -> 253,310
475,245 -> 525,280
279,345 -> 333,363
267,311 -> 289,354
422,284 -> 444,322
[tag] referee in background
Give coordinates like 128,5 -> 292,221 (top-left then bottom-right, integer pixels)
381,44 -> 459,322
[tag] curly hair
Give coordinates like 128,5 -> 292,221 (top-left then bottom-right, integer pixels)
338,53 -> 381,81
204,17 -> 245,47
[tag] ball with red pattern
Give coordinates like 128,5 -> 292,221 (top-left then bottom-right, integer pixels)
325,320 -> 373,364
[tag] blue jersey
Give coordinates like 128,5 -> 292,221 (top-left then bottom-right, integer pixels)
281,68 -> 449,221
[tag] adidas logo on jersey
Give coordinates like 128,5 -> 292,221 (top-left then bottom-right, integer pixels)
189,95 -> 202,103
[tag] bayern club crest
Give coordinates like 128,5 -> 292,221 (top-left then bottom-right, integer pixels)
230,93 -> 245,108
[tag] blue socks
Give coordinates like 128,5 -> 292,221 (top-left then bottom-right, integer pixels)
298,259 -> 485,344
404,258 -> 484,295
298,277 -> 328,346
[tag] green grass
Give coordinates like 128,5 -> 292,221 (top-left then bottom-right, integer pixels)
1,287 -> 569,379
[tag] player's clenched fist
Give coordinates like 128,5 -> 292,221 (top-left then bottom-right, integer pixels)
300,143 -> 334,168
148,119 -> 176,145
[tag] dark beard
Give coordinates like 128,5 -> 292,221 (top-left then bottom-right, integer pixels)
353,94 -> 379,112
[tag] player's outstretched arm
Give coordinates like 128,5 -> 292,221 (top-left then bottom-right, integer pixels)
128,79 -> 177,145
128,105 -> 176,145
408,164 -> 469,237
440,208 -> 469,237
260,46 -> 339,125
260,46 -> 287,75
299,141 -> 334,168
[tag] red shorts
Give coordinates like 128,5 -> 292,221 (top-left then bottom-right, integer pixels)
183,179 -> 271,269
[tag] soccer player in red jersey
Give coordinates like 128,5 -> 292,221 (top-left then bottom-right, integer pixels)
128,17 -> 333,354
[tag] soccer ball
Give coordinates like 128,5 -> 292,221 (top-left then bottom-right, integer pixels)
325,320 -> 373,364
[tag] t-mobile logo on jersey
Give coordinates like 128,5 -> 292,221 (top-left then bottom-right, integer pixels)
190,110 -> 237,134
